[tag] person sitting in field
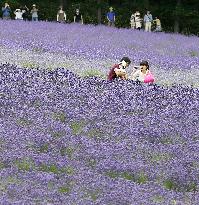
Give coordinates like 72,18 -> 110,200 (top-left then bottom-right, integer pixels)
131,60 -> 155,83
108,57 -> 131,81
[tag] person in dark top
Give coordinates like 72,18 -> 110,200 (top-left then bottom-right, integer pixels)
74,9 -> 83,24
108,57 -> 131,81
21,5 -> 29,21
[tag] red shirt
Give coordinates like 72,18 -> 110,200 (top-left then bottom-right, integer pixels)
107,64 -> 120,80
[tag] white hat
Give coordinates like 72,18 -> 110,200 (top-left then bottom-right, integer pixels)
32,4 -> 36,7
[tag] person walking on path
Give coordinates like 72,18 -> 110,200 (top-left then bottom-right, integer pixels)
107,7 -> 116,27
57,7 -> 66,23
31,4 -> 38,21
144,10 -> 153,32
2,3 -> 11,20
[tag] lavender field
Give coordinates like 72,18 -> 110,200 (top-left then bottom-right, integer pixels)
0,20 -> 199,204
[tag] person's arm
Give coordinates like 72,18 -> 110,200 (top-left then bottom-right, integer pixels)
107,13 -> 110,22
150,15 -> 153,22
143,15 -> 146,23
113,13 -> 116,22
74,15 -> 76,22
64,13 -> 66,21
25,5 -> 29,11
81,15 -> 83,24
57,13 -> 59,21
131,70 -> 140,81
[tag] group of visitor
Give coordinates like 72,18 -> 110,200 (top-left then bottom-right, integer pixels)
108,57 -> 155,83
108,7 -> 161,32
57,7 -> 83,24
2,3 -> 38,21
1,2 -> 161,31
1,2 -> 83,24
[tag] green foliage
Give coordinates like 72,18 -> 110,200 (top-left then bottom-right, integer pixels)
15,158 -> 35,171
52,111 -> 67,123
105,170 -> 148,184
70,121 -> 85,135
60,146 -> 75,159
82,69 -> 104,78
51,130 -> 66,138
16,117 -> 32,127
58,186 -> 70,193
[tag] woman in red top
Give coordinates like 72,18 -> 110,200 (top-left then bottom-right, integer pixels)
108,57 -> 131,81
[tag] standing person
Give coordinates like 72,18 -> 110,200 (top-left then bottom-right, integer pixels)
2,3 -> 11,20
131,60 -> 155,83
31,4 -> 38,21
134,11 -> 142,30
74,9 -> 83,24
21,5 -> 29,21
130,12 -> 135,29
144,10 -> 153,32
153,17 -> 162,32
107,7 -> 116,27
108,57 -> 131,81
14,9 -> 23,20
57,7 -> 66,23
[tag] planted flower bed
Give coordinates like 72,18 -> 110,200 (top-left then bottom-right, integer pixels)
0,20 -> 198,204
0,65 -> 198,204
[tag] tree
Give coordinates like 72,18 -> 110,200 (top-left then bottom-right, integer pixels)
97,0 -> 102,24
174,0 -> 181,33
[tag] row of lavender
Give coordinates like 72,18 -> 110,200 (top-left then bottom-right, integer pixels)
0,64 -> 198,204
0,20 -> 199,86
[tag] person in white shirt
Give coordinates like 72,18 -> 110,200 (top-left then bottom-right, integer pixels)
130,12 -> 135,29
14,9 -> 24,20
131,61 -> 155,83
134,11 -> 142,30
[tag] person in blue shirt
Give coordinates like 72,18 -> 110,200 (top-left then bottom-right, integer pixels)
2,3 -> 11,20
144,10 -> 153,32
107,7 -> 116,27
